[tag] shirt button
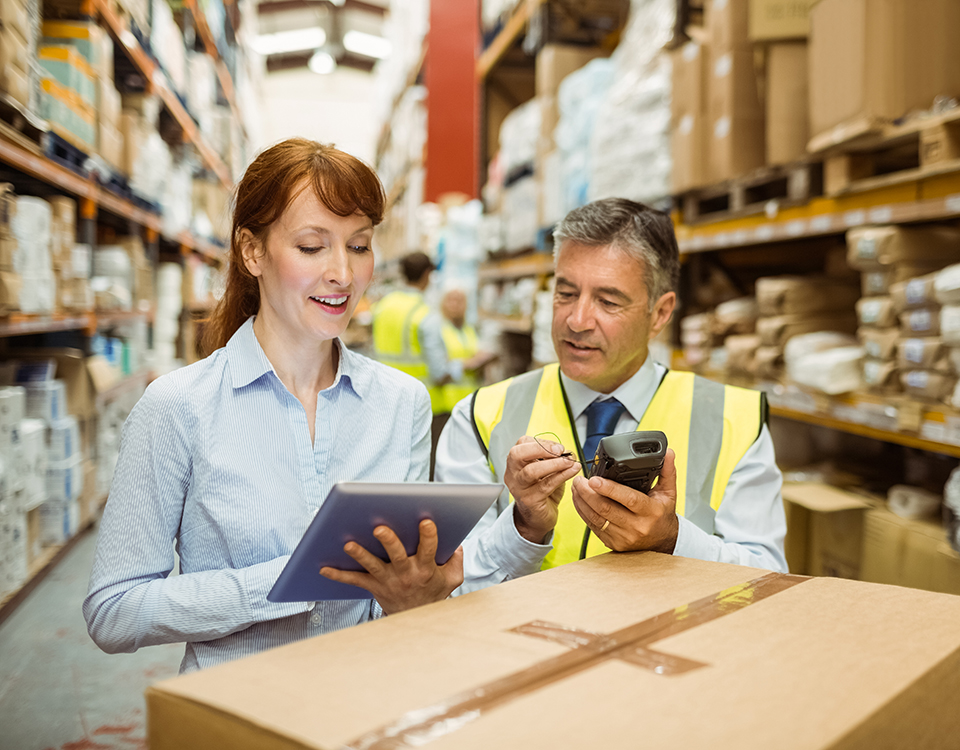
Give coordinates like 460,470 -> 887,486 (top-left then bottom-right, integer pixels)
311,612 -> 322,626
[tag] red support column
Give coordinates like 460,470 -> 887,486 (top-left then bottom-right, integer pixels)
424,0 -> 480,202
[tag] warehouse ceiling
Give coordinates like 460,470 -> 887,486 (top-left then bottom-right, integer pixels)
254,0 -> 390,74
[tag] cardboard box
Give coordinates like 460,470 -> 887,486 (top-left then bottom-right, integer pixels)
119,111 -> 142,177
809,0 -> 960,147
855,296 -> 897,329
899,308 -> 940,338
899,369 -> 955,401
756,312 -> 857,347
897,337 -> 950,372
749,0 -> 815,40
0,270 -> 21,313
707,0 -> 749,51
862,357 -> 900,394
535,44 -> 607,98
765,42 -> 808,165
846,226 -> 960,271
861,507 -> 960,595
756,275 -> 859,316
889,272 -> 940,312
857,326 -> 898,360
12,348 -> 106,419
782,482 -> 872,579
671,41 -> 708,193
146,551 -> 960,750
707,47 -> 765,182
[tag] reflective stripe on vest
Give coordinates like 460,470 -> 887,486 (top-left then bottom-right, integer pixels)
472,363 -> 763,568
440,322 -> 480,412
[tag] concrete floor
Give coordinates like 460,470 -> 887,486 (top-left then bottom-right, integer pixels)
0,522 -> 183,750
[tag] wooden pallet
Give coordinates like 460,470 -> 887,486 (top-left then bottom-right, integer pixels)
43,130 -> 92,176
0,93 -> 46,154
815,106 -> 960,197
678,160 -> 824,225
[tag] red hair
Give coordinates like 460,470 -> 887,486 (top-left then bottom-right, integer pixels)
201,138 -> 385,354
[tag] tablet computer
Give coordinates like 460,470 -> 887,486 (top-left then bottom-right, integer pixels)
267,482 -> 504,603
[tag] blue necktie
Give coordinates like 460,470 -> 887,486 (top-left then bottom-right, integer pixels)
583,398 -> 627,467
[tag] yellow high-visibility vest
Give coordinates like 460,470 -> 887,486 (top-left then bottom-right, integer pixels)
440,321 -> 480,413
471,363 -> 765,568
371,289 -> 444,412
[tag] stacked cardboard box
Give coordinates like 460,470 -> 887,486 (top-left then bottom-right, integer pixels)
0,184 -> 21,314
754,275 -> 858,380
0,0 -> 35,110
847,225 -> 960,398
705,0 -> 765,183
680,312 -> 718,370
11,195 -> 54,314
145,552 -> 960,750
748,0 -> 814,166
809,0 -> 960,150
670,39 -> 708,193
42,20 -> 122,170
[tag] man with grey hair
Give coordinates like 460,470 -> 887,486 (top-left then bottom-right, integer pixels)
435,198 -> 787,594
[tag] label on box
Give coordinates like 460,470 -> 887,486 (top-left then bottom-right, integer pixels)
905,370 -> 930,388
860,299 -> 883,324
714,54 -> 732,79
910,310 -> 933,332
906,280 -> 926,306
903,339 -> 925,364
857,236 -> 877,260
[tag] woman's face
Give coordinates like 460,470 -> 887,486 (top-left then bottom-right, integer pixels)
244,185 -> 375,345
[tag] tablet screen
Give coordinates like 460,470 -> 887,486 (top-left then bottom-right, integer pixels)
268,482 -> 504,602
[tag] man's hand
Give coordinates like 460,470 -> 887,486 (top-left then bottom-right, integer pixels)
319,520 -> 463,615
570,449 -> 679,554
504,435 -> 582,544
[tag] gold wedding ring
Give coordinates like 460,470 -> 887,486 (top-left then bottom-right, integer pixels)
599,519 -> 610,533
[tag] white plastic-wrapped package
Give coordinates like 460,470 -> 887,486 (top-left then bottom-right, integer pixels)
499,98 -> 542,176
501,176 -> 540,252
531,283 -> 558,366
934,263 -> 960,305
887,484 -> 942,520
945,465 -> 960,554
589,0 -> 676,204
786,342 -> 864,395
784,331 -> 859,366
940,304 -> 960,345
555,58 -> 616,214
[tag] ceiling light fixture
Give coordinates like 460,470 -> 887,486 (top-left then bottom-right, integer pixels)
251,27 -> 327,56
342,30 -> 392,59
308,50 -> 337,74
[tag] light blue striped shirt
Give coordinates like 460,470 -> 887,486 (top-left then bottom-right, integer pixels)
83,316 -> 431,673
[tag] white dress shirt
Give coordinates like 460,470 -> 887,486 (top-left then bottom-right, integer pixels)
435,356 -> 788,596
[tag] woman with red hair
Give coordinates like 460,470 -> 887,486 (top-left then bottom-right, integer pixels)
84,139 -> 461,673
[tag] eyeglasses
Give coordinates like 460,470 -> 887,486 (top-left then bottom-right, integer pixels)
533,432 -> 575,460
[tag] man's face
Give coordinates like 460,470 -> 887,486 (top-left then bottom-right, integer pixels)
551,241 -> 675,393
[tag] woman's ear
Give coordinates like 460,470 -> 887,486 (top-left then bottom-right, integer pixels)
239,228 -> 263,277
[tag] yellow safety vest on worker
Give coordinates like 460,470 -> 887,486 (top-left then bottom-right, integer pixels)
440,321 -> 480,413
471,363 -> 765,569
371,289 -> 445,412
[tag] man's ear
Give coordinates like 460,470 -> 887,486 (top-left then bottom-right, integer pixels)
239,228 -> 263,277
649,291 -> 677,338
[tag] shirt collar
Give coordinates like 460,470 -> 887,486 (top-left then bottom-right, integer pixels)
225,316 -> 362,398
559,355 -> 667,423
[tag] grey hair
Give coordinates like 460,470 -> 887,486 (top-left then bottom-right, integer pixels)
553,198 -> 680,309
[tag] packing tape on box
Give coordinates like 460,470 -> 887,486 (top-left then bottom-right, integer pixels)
344,571 -> 810,750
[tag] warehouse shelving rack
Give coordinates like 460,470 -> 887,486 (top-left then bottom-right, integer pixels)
0,0 -> 245,623
471,1 -> 960,464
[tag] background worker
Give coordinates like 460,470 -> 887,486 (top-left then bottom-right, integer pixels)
371,251 -> 462,475
438,287 -> 497,413
434,198 -> 788,595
